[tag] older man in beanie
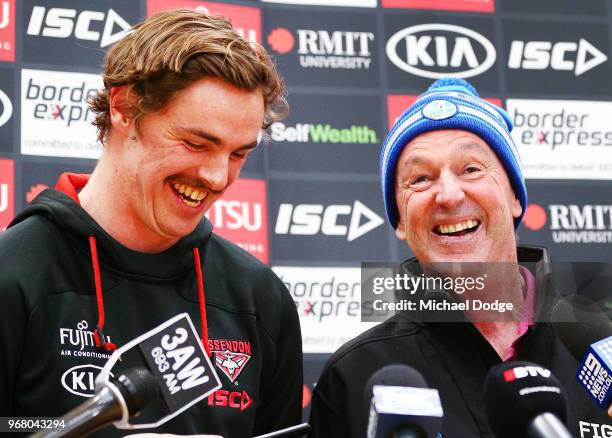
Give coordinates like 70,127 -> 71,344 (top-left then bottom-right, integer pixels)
308,78 -> 609,437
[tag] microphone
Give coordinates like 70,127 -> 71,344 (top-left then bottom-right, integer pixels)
484,361 -> 572,438
551,295 -> 612,415
31,367 -> 158,438
365,364 -> 443,438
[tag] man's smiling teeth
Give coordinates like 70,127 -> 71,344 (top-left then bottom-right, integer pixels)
173,183 -> 206,207
437,220 -> 479,235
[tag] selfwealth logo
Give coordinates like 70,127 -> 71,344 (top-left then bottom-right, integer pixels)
523,203 -> 612,244
147,0 -> 261,43
508,39 -> 607,76
382,0 -> 494,13
386,23 -> 496,79
507,99 -> 612,180
271,122 -> 379,144
0,158 -> 14,232
0,0 -> 15,62
21,69 -> 103,159
267,27 -> 375,70
206,178 -> 268,264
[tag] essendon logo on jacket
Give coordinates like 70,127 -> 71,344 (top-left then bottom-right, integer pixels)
208,338 -> 252,383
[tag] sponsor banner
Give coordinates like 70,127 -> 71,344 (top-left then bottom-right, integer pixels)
269,178 -> 388,262
206,178 -> 269,264
148,0 -> 261,43
273,266 -> 376,353
261,0 -> 376,7
382,0 -> 494,13
499,0 -> 605,16
507,99 -> 612,180
503,20 -> 610,95
264,8 -> 379,88
0,0 -> 15,61
384,14 -> 498,90
0,158 -> 13,232
21,69 -> 103,159
0,67 -> 14,153
21,160 -> 94,211
23,0 -> 136,67
268,93 -> 383,174
519,180 -> 612,261
387,94 -> 502,128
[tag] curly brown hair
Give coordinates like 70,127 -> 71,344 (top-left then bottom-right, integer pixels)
90,9 -> 287,144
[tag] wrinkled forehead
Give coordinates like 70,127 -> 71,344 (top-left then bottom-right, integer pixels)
395,129 -> 498,172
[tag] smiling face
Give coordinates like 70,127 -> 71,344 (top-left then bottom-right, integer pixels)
110,76 -> 264,248
394,129 -> 522,264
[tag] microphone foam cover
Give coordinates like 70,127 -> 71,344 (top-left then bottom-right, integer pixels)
551,295 -> 612,361
484,361 -> 567,438
114,367 -> 160,415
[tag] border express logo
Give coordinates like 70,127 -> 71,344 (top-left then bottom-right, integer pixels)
386,23 -> 496,79
147,0 -> 261,43
267,26 -> 375,70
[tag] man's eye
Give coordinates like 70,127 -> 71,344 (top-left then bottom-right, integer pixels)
411,175 -> 429,184
465,166 -> 482,173
184,140 -> 203,150
231,151 -> 248,160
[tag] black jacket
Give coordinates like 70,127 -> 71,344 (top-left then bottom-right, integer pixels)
309,246 -> 610,437
0,185 -> 302,437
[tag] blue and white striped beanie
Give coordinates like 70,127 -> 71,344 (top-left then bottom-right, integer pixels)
380,78 -> 527,229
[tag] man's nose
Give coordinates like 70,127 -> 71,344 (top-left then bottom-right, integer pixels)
434,171 -> 466,210
198,155 -> 229,193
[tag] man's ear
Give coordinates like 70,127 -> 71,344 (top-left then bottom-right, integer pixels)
109,86 -> 136,136
395,220 -> 406,241
512,195 -> 522,219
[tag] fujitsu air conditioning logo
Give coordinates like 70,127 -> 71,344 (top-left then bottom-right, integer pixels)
271,122 -> 379,144
275,201 -> 384,241
59,320 -> 113,359
386,23 -> 496,79
508,39 -> 607,76
523,203 -> 612,244
511,107 -> 612,149
267,27 -> 375,70
26,6 -> 131,48
0,0 -> 15,62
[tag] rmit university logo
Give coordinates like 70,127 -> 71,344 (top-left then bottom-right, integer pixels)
386,23 -> 496,79
267,27 -> 375,70
503,365 -> 551,382
524,202 -> 612,244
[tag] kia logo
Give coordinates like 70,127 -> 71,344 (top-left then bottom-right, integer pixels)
386,23 -> 496,79
0,89 -> 12,128
61,364 -> 113,397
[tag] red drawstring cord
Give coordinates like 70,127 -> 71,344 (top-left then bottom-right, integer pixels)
87,235 -> 210,356
89,235 -> 117,351
193,247 -> 212,357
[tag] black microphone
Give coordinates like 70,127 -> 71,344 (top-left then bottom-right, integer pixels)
365,364 -> 443,438
551,295 -> 612,415
31,367 -> 159,438
484,361 -> 572,438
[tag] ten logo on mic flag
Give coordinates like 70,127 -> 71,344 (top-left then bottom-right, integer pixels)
577,337 -> 612,409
